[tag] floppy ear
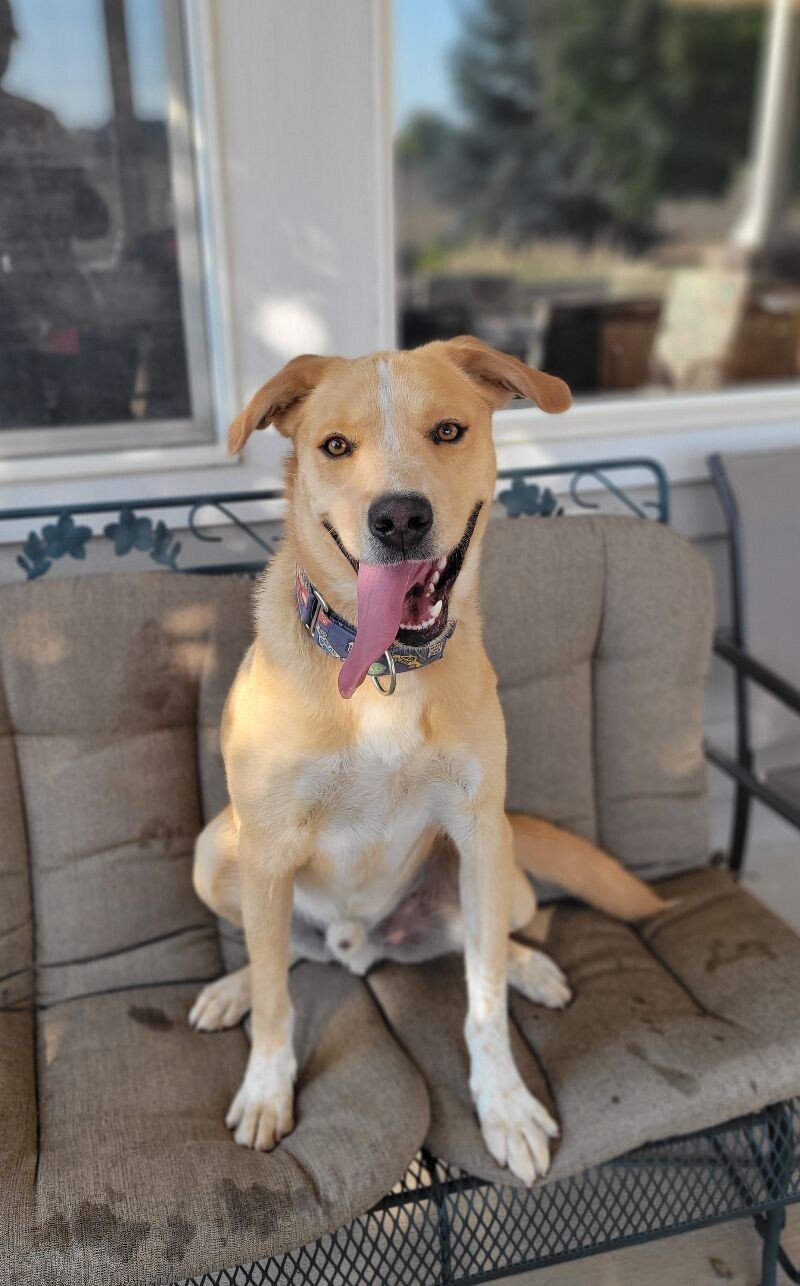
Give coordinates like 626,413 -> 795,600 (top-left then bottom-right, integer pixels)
440,335 -> 571,413
228,354 -> 339,454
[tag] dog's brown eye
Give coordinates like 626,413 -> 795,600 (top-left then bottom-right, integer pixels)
321,436 -> 352,458
431,421 -> 466,444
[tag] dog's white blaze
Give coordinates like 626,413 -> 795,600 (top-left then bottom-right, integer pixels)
377,358 -> 401,454
376,358 -> 409,492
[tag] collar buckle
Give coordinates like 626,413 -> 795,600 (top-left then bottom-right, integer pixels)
305,586 -> 329,637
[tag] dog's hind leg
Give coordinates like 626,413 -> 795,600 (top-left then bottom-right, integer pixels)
507,941 -> 571,1009
506,866 -> 571,1008
193,804 -> 242,925
189,806 -> 318,1031
190,965 -> 252,1031
190,807 -> 250,1029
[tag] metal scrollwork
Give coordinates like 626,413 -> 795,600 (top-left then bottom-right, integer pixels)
17,513 -> 93,580
6,461 -> 668,583
496,457 -> 669,525
497,477 -> 562,519
103,508 -> 182,570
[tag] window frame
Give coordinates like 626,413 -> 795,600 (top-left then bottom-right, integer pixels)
0,0 -> 233,471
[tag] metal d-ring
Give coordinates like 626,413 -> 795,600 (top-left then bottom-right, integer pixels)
370,650 -> 397,696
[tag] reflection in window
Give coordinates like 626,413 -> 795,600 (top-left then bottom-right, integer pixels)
0,0 -> 196,431
394,0 -> 800,399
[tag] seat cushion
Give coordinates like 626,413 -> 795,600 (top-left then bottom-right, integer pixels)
370,867 -> 800,1185
5,966 -> 428,1286
0,514 -> 771,1285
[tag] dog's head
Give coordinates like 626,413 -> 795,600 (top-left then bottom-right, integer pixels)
231,337 -> 570,696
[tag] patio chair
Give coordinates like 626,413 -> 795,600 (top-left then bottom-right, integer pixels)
708,448 -> 800,872
2,462 -> 800,1286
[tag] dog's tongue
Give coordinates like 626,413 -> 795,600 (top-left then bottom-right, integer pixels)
338,560 -> 424,699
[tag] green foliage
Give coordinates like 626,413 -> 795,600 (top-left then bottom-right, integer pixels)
538,0 -> 764,222
403,0 -> 765,242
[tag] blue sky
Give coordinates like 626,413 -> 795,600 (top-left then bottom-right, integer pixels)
393,0 -> 463,129
3,0 -> 462,132
3,0 -> 167,127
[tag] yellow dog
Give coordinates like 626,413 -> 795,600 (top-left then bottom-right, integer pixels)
190,337 -> 665,1183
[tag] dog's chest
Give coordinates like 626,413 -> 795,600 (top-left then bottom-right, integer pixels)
292,704 -> 479,923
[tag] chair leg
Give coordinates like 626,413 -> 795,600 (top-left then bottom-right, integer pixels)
728,779 -> 753,876
759,1205 -> 785,1286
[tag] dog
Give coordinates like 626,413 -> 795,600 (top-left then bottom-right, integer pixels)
189,336 -> 667,1183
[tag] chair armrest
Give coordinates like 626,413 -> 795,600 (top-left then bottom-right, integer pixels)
714,630 -> 800,718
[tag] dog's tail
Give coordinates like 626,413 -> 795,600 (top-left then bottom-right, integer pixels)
508,813 -> 670,921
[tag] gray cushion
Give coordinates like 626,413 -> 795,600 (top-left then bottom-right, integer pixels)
372,866 -> 800,1185
0,571 -> 428,1285
1,513 -> 798,1286
484,515 -> 712,882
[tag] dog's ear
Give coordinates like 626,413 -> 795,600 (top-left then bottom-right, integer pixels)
228,354 -> 339,453
441,335 -> 571,413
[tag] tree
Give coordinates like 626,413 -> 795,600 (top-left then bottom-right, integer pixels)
445,0 -> 608,241
440,0 -> 764,241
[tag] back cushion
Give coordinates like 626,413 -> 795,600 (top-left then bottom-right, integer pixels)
0,513 -> 712,1003
0,573 -> 251,1006
483,515 -> 712,880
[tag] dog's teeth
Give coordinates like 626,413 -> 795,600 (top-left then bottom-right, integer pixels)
430,600 -> 443,619
437,556 -> 447,571
431,571 -> 440,585
426,582 -> 435,595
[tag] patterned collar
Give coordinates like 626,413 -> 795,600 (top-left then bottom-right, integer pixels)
295,567 -> 456,695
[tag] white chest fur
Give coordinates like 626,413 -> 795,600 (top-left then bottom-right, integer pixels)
292,695 -> 481,928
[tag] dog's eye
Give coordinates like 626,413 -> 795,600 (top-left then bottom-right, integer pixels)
321,435 -> 352,458
431,421 -> 466,445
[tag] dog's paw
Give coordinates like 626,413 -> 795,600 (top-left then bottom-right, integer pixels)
226,1048 -> 296,1150
508,946 -> 572,1010
475,1076 -> 559,1184
189,967 -> 251,1031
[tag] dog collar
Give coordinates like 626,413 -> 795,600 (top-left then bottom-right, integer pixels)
295,567 -> 456,695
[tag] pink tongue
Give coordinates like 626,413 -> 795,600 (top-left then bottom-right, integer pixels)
338,560 -> 425,699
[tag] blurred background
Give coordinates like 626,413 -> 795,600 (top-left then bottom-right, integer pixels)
0,0 -> 798,454
395,0 -> 800,398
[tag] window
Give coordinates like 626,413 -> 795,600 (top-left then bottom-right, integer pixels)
394,0 -> 800,402
0,0 -> 211,455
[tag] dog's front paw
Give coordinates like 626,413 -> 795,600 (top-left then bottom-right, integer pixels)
226,1047 -> 296,1150
474,1075 -> 559,1184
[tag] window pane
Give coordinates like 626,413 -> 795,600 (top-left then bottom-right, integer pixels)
0,0 -> 203,433
394,0 -> 800,400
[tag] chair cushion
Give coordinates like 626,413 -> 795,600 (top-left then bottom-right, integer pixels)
484,513 -> 712,885
0,572 -> 429,1284
3,512 -> 789,1286
5,968 -> 428,1286
370,866 -> 800,1185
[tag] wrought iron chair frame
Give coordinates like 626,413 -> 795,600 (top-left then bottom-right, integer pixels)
706,453 -> 800,877
2,456 -> 798,1286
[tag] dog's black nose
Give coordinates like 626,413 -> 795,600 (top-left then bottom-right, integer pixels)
368,492 -> 433,552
